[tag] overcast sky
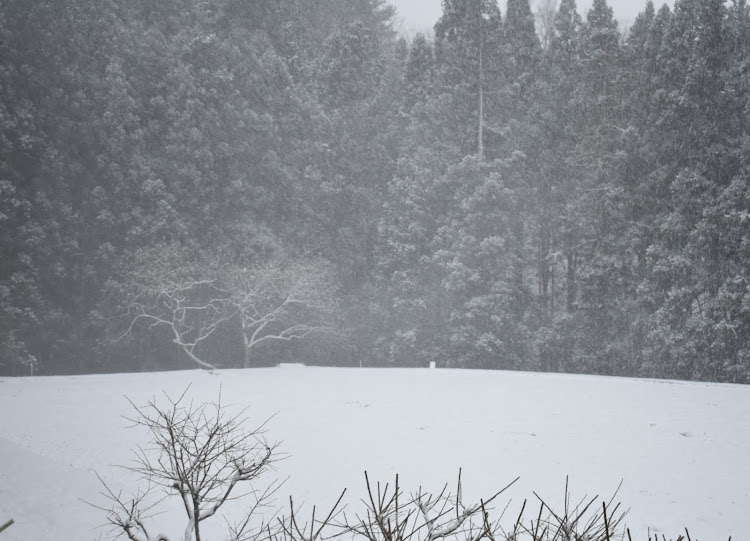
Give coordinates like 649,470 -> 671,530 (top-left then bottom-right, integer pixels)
389,0 -> 674,34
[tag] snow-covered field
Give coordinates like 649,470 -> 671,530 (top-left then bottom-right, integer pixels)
0,366 -> 748,540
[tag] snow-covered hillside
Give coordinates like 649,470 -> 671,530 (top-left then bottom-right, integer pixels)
0,366 -> 748,540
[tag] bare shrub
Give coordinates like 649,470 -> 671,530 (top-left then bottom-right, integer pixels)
344,471 -> 517,541
93,389 -> 279,541
342,473 -> 633,541
508,478 -> 627,541
90,392 -> 716,541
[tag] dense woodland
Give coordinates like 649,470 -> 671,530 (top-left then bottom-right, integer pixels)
1,0 -> 750,382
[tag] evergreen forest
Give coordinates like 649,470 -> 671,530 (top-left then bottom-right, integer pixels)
2,0 -> 750,383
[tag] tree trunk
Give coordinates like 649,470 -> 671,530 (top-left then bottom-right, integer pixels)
174,339 -> 216,371
538,217 -> 551,315
478,38 -> 484,160
193,496 -> 201,541
512,217 -> 526,318
243,334 -> 252,368
566,252 -> 577,313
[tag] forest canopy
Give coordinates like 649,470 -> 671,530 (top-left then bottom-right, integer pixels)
1,0 -> 749,383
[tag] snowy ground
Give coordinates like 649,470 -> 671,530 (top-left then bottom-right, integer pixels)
0,366 -> 748,540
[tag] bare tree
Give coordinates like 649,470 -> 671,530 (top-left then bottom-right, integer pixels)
534,0 -> 558,49
115,246 -> 342,370
93,390 -> 279,541
119,275 -> 233,371
116,246 -> 236,371
224,257 -> 340,368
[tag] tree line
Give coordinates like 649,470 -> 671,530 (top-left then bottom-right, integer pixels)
1,0 -> 749,382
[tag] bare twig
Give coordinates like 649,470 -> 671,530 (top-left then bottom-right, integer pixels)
0,519 -> 14,534
279,490 -> 347,541
224,257 -> 342,368
92,391 -> 279,541
347,472 -> 515,541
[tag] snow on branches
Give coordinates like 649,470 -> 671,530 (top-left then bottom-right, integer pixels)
345,471 -> 516,541
92,389 -> 280,541
114,245 -> 340,370
223,256 -> 340,368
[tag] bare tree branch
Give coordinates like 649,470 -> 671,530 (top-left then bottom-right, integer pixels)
92,391 -> 279,541
0,519 -> 14,534
278,490 -> 347,541
345,472 -> 515,541
223,256 -> 343,367
114,246 -> 236,371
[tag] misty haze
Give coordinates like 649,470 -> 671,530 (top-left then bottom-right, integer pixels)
1,0 -> 748,540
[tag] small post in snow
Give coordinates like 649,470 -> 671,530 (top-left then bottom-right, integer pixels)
0,519 -> 14,533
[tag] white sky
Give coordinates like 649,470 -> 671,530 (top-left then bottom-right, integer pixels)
390,0 -> 675,34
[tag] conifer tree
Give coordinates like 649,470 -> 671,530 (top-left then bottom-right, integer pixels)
404,33 -> 435,109
531,0 -> 585,371
561,0 -> 637,374
434,0 -> 503,157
